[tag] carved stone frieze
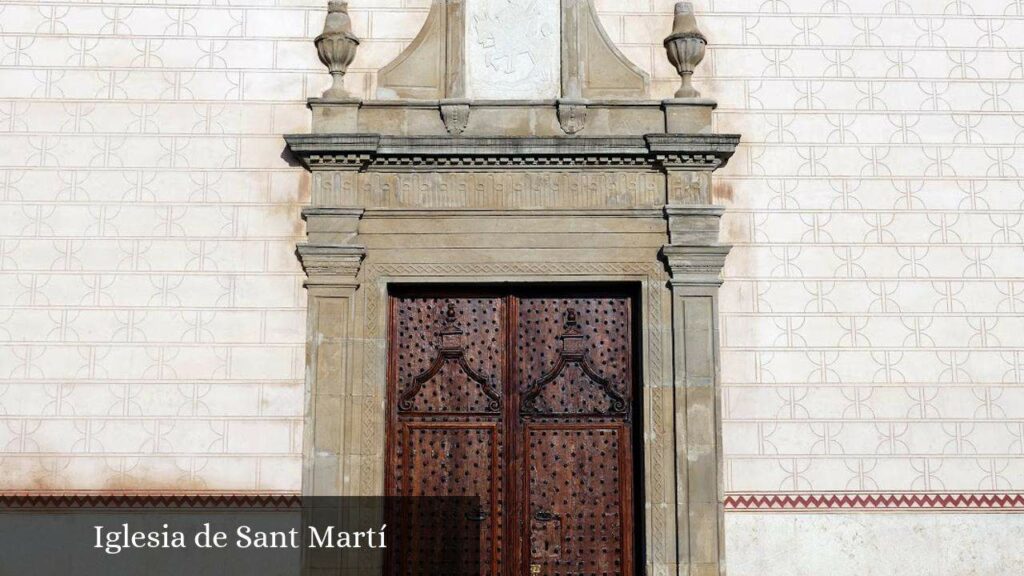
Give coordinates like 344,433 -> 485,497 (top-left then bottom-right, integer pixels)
665,169 -> 711,204
349,171 -> 663,209
366,155 -> 656,168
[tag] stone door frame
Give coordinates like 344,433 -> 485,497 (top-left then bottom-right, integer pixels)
299,250 -> 727,575
287,96 -> 738,576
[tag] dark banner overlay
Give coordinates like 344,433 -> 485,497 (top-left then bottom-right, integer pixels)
0,497 -> 479,576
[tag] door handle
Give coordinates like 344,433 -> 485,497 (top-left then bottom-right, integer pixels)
465,507 -> 489,521
532,510 -> 558,522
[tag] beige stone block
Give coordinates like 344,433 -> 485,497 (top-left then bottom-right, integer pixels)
305,213 -> 361,234
664,99 -> 716,133
461,106 -> 537,137
690,562 -> 721,576
402,107 -> 449,134
687,391 -> 716,446
355,106 -> 410,133
313,395 -> 343,453
311,100 -> 361,133
689,502 -> 720,561
577,105 -> 666,136
604,105 -> 666,134
341,394 -> 363,456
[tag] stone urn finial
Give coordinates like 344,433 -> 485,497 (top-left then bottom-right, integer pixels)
664,2 -> 706,99
315,1 -> 360,99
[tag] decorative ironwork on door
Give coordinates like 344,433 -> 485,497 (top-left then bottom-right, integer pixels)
387,289 -> 636,576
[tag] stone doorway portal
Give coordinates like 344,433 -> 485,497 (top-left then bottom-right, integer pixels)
386,286 -> 640,576
288,2 -> 739,574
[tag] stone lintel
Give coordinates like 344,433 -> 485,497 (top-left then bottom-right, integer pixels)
301,207 -> 365,219
662,244 -> 731,287
357,208 -> 665,219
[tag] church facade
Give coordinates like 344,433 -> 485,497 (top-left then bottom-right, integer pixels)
0,1 -> 1023,574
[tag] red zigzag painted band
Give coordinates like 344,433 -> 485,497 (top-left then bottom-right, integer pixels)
724,493 -> 1024,510
0,493 -> 1022,511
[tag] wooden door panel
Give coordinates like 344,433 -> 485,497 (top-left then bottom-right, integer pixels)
525,424 -> 630,576
397,423 -> 502,574
394,296 -> 504,414
516,297 -> 632,417
400,424 -> 498,496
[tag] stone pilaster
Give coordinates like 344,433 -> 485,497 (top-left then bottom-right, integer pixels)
296,244 -> 366,496
663,242 -> 730,576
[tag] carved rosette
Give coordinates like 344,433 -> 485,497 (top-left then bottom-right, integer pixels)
315,1 -> 360,99
664,2 -> 706,99
557,100 -> 588,135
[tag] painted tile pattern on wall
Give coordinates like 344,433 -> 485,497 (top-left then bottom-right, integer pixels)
0,0 -> 1022,496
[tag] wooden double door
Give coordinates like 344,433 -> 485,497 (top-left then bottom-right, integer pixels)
387,286 -> 639,576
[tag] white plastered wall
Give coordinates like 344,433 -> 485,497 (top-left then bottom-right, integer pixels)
0,0 -> 1021,573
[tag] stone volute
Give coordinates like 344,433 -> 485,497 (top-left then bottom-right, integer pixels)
664,2 -> 707,99
315,0 -> 360,99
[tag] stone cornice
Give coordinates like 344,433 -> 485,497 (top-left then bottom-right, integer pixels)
284,133 -> 740,170
661,244 -> 732,287
296,244 -> 366,284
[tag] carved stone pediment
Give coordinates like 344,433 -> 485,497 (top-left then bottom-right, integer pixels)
376,0 -> 649,101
